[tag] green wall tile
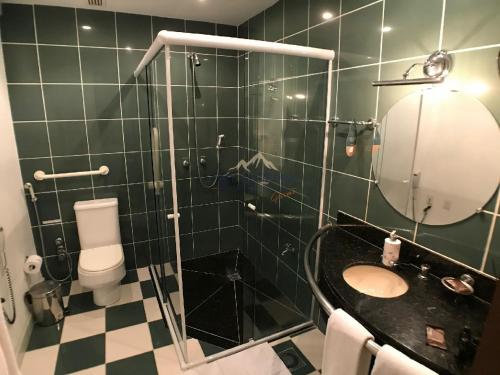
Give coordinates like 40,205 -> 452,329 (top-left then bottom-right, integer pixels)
284,0 -> 309,37
44,85 -> 84,120
87,119 -> 124,153
284,77 -> 307,120
38,46 -> 80,83
382,0 -> 441,61
116,13 -> 151,49
249,12 -> 265,41
118,49 -> 147,84
83,85 -> 121,119
306,72 -> 328,121
80,47 -> 118,83
283,120 -> 305,161
35,5 -> 77,45
308,18 -> 339,74
170,53 -> 187,86
7,85 -> 45,121
443,0 -> 500,50
336,65 -> 378,120
14,122 -> 50,158
218,88 -> 238,117
1,4 -> 36,43
265,1 -> 284,42
47,121 -> 88,156
338,2 -> 382,68
484,219 -> 500,277
77,9 -> 116,47
217,56 -> 237,87
3,45 -> 39,83
329,172 -> 369,219
283,31 -> 308,77
416,213 -> 492,269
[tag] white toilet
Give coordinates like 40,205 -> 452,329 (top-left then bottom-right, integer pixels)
74,198 -> 126,306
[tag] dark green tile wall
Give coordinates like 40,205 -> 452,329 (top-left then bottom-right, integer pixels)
2,3 -> 240,280
237,0 -> 500,321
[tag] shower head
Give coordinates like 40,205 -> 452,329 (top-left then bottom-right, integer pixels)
188,53 -> 201,67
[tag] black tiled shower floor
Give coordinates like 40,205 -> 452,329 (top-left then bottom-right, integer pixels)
180,251 -> 307,349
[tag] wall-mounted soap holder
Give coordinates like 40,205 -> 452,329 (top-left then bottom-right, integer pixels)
441,274 -> 475,295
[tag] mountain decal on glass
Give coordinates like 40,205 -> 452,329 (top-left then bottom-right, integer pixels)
226,152 -> 279,174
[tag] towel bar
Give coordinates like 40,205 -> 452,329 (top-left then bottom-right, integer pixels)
33,166 -> 109,181
304,223 -> 381,355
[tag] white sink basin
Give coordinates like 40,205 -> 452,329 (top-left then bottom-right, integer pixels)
343,264 -> 409,298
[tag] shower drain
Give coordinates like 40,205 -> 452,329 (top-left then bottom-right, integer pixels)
226,271 -> 242,281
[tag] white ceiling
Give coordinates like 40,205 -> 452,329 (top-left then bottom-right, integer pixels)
6,0 -> 278,26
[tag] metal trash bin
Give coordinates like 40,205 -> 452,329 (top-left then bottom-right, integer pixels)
25,280 -> 64,326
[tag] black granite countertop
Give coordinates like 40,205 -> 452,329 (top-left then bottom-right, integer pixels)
319,225 -> 490,375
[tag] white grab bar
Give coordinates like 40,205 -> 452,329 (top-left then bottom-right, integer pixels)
33,166 -> 109,181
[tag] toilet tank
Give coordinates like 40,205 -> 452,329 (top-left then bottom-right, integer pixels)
74,198 -> 121,250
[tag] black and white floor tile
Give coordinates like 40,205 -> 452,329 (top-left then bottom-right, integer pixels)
21,267 -> 324,375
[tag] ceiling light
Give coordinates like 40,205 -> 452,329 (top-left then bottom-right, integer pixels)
81,25 -> 92,30
295,94 -> 306,100
382,26 -> 392,33
322,12 -> 333,20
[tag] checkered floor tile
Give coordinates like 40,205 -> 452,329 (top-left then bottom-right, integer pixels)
22,267 -> 325,375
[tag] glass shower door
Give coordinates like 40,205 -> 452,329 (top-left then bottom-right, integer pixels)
144,51 -> 188,359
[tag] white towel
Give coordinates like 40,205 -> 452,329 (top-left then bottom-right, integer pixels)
371,345 -> 438,375
322,309 -> 374,375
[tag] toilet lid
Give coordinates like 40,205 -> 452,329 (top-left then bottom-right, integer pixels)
80,244 -> 123,272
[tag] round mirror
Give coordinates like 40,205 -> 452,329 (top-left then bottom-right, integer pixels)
373,89 -> 500,225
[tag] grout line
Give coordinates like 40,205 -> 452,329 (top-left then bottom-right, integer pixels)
438,0 -> 447,50
31,5 -> 70,276
114,12 -> 138,268
480,190 -> 500,271
364,0 -> 386,221
74,9 -> 95,200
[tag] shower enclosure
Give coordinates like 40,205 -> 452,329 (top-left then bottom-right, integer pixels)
138,31 -> 334,367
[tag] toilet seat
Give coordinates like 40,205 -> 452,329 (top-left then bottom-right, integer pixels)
79,244 -> 124,273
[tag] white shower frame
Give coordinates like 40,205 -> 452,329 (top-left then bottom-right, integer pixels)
135,30 -> 334,369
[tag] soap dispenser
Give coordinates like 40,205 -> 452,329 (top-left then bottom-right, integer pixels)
382,230 -> 401,267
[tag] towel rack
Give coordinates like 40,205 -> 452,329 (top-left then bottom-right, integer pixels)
328,118 -> 378,130
304,223 -> 381,356
34,166 -> 109,181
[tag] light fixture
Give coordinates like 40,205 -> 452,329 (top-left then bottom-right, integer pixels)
382,26 -> 392,33
286,95 -> 293,100
345,124 -> 357,157
81,25 -> 92,30
322,12 -> 333,20
294,93 -> 306,100
372,126 -> 381,153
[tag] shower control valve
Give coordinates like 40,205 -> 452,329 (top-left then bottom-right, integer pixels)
199,157 -> 207,166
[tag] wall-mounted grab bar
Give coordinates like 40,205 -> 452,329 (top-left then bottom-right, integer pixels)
34,166 -> 109,181
304,223 -> 381,356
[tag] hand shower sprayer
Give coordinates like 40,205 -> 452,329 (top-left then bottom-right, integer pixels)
217,134 -> 225,149
24,182 -> 37,202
